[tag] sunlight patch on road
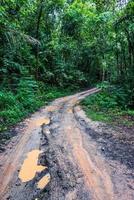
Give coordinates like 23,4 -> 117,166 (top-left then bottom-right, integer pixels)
19,150 -> 47,182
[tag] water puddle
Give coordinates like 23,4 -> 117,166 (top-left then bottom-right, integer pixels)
67,108 -> 73,113
35,117 -> 50,126
19,150 -> 46,182
37,173 -> 50,189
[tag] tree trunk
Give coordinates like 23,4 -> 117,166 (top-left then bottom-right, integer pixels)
35,0 -> 43,80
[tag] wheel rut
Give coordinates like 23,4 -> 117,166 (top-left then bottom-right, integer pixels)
0,88 -> 133,200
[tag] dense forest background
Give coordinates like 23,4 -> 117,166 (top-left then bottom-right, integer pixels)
0,0 -> 134,131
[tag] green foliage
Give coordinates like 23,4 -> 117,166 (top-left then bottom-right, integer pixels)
82,85 -> 134,126
0,0 -> 134,133
0,91 -> 16,110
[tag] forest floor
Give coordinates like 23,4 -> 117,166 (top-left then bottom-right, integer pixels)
0,88 -> 134,200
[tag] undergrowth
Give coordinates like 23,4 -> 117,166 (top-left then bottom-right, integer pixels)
0,80 -> 73,133
81,83 -> 134,127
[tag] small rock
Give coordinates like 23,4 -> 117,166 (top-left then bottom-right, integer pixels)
101,147 -> 105,151
15,182 -> 21,186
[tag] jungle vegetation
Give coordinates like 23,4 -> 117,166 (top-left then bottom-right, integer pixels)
0,0 -> 134,132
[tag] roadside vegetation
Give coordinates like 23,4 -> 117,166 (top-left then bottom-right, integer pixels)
82,82 -> 134,127
0,0 -> 134,132
0,85 -> 73,132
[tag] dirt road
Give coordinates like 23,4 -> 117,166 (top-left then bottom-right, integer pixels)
0,88 -> 133,200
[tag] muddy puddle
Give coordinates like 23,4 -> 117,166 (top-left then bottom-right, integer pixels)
3,88 -> 133,200
37,173 -> 51,189
19,150 -> 50,189
34,118 -> 50,126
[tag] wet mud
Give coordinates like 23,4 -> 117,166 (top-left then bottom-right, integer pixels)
0,88 -> 133,200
